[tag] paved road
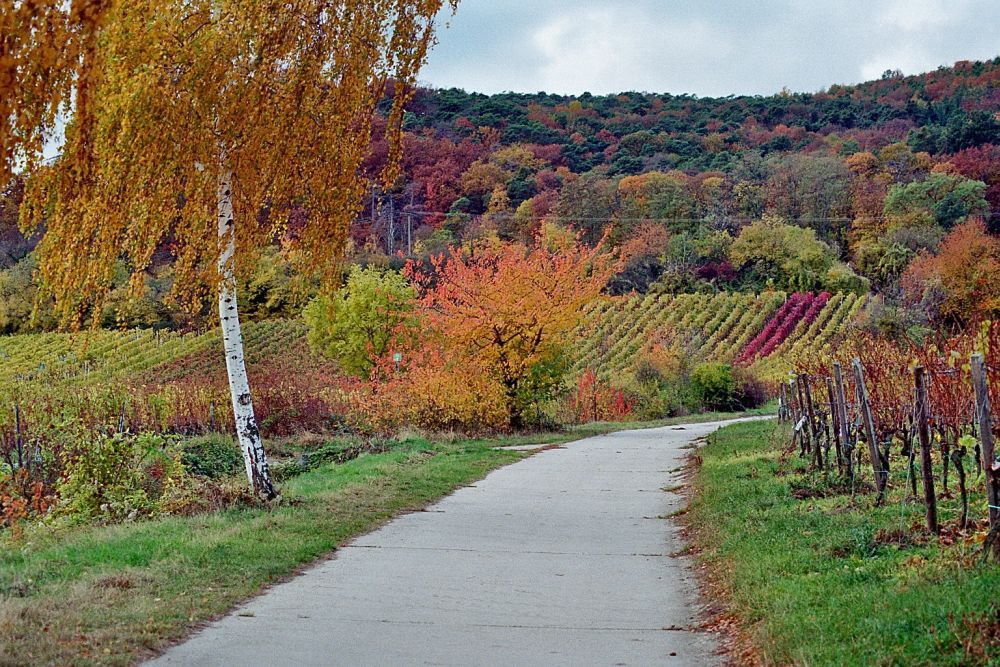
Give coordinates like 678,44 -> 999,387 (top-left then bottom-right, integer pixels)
151,419 -> 758,667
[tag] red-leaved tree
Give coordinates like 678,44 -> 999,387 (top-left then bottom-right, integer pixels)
902,219 -> 1000,324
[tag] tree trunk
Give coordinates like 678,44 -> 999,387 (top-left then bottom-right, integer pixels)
218,167 -> 277,500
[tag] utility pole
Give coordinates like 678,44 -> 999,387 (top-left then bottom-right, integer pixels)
388,193 -> 395,255
407,190 -> 414,255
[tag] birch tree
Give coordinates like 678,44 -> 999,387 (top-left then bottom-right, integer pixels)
10,0 -> 454,498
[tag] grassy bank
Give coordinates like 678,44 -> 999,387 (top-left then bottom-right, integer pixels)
0,409 -> 768,666
688,420 -> 1000,666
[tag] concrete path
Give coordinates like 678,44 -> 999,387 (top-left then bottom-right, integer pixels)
151,418 -> 758,667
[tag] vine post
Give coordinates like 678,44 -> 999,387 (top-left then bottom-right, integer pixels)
970,353 -> 999,556
826,376 -> 843,474
788,378 -> 800,424
796,376 -> 810,456
914,366 -> 939,534
833,362 -> 853,481
853,358 -> 887,503
801,374 -> 821,470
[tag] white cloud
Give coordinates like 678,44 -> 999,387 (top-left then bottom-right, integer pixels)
860,0 -> 985,80
876,0 -> 961,31
860,45 -> 937,80
530,8 -> 732,94
419,0 -> 1000,96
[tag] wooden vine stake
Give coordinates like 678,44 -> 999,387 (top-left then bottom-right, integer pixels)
833,362 -> 853,481
970,354 -> 1000,558
801,374 -> 822,470
789,378 -> 800,423
796,373 -> 813,454
852,358 -> 887,503
793,377 -> 807,454
913,366 -> 939,534
826,376 -> 843,474
786,378 -> 802,451
795,374 -> 811,457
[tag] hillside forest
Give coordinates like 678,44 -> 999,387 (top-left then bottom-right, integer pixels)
3,57 -> 1000,334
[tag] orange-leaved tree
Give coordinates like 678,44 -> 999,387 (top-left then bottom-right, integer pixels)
407,236 -> 619,427
11,0 -> 456,498
353,342 -> 511,433
902,219 -> 1000,325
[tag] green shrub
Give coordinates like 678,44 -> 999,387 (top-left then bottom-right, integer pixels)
690,362 -> 737,411
824,262 -> 870,294
303,265 -> 420,378
58,433 -> 187,521
515,350 -> 572,428
624,349 -> 702,419
181,434 -> 243,479
617,370 -> 690,420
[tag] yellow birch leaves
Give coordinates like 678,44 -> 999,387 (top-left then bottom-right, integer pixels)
10,0 -> 456,326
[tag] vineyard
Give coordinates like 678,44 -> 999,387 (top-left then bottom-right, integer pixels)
1,290 -> 867,441
8,290 -> 994,546
574,290 -> 866,382
782,321 -> 1000,561
0,320 -> 347,441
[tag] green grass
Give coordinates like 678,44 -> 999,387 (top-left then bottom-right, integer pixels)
688,420 -> 1000,666
0,408 -> 769,667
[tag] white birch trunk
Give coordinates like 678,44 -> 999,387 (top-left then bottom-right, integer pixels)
217,167 -> 277,499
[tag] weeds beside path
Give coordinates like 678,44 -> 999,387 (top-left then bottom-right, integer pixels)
686,420 -> 1000,666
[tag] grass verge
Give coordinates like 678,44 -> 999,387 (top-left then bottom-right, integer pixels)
687,420 -> 1000,666
0,408 -> 768,666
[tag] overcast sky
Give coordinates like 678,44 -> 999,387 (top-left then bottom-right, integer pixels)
420,0 -> 1000,97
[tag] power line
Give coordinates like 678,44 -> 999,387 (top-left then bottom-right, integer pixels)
370,210 -> 889,223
